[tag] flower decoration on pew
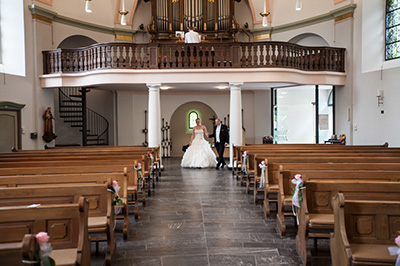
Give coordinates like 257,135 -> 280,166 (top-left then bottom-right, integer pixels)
242,151 -> 248,173
110,180 -> 123,207
35,232 -> 55,266
135,163 -> 144,190
258,160 -> 267,188
388,235 -> 400,266
148,153 -> 154,165
291,174 -> 303,224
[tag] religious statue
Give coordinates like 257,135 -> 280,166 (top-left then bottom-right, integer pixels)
42,107 -> 57,142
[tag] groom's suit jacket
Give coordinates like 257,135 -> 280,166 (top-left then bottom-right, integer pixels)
209,124 -> 229,144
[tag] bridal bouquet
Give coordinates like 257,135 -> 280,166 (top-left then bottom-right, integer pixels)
35,232 -> 55,266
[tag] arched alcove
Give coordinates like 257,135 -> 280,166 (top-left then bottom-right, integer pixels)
288,33 -> 329,47
57,35 -> 97,49
170,101 -> 217,157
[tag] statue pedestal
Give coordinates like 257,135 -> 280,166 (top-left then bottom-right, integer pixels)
42,133 -> 57,143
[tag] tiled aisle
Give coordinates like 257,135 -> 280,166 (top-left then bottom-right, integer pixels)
93,158 -> 311,265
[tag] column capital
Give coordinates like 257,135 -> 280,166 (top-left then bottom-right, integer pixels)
229,82 -> 244,90
146,83 -> 162,91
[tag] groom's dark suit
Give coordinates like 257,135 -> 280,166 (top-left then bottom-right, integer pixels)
209,123 -> 229,168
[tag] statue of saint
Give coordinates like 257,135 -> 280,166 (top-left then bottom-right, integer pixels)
42,107 -> 56,142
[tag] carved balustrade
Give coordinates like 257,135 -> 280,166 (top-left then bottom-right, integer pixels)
42,42 -> 345,74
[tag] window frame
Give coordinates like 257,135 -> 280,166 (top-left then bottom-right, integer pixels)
188,110 -> 199,129
385,0 -> 400,61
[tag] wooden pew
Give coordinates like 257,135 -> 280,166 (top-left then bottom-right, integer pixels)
0,183 -> 115,265
262,157 -> 400,218
0,197 -> 90,266
0,170 -> 132,241
330,193 -> 400,266
296,180 -> 400,265
277,167 -> 400,238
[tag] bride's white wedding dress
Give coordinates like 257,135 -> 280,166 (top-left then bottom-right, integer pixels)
181,129 -> 217,168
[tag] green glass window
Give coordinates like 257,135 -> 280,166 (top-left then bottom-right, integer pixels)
189,111 -> 199,129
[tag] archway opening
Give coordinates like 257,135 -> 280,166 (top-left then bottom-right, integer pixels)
288,33 -> 329,47
170,101 -> 217,157
57,35 -> 97,49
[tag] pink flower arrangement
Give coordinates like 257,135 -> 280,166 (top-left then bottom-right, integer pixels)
35,232 -> 50,244
396,235 -> 400,246
112,180 -> 118,186
294,174 -> 302,180
261,160 -> 265,165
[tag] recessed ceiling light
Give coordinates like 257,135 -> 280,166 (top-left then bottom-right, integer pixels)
160,86 -> 169,90
280,92 -> 288,95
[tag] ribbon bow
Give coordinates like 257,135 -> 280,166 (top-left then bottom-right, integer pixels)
388,235 -> 400,266
291,174 -> 303,224
258,161 -> 267,188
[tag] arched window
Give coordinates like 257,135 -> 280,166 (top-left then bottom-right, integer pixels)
188,111 -> 199,129
385,0 -> 400,60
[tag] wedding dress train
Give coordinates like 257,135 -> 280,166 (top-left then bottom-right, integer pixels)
181,129 -> 217,168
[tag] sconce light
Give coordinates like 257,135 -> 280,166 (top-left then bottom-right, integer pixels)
260,11 -> 270,27
139,23 -> 144,30
119,0 -> 129,26
377,89 -> 384,107
296,0 -> 302,11
85,0 -> 92,13
244,22 -> 248,29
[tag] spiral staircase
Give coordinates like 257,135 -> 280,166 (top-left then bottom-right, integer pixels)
58,87 -> 109,146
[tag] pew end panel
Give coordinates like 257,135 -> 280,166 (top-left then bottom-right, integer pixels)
331,194 -> 400,266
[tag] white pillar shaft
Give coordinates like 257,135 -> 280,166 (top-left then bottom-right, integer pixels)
229,83 -> 243,166
147,83 -> 162,148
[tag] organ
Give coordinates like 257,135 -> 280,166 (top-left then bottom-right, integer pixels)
148,0 -> 240,42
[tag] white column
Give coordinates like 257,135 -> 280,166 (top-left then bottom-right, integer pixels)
147,83 -> 162,148
229,82 -> 243,167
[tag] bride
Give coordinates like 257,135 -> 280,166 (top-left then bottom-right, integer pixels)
181,118 -> 217,168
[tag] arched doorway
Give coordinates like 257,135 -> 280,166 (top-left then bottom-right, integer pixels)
170,101 -> 217,157
57,35 -> 97,49
288,33 -> 329,47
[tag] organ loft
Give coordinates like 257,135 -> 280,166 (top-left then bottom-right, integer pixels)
147,0 -> 241,42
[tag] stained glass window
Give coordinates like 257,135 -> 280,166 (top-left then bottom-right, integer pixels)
386,0 -> 400,60
189,111 -> 199,129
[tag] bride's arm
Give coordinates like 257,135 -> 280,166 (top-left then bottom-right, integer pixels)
203,126 -> 209,137
189,128 -> 195,145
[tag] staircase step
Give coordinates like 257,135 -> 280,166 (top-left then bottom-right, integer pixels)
86,134 -> 97,137
62,100 -> 82,103
60,115 -> 82,118
71,124 -> 83,127
69,95 -> 83,98
87,139 -> 105,142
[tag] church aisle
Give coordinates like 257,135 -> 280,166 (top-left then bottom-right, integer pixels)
94,158 -> 303,265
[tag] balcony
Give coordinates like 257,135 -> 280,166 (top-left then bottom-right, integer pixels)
41,42 -> 346,88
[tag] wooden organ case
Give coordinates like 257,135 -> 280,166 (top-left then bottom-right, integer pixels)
148,0 -> 240,42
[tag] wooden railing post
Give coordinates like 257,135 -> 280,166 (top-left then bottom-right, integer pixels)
149,43 -> 159,69
231,42 -> 241,68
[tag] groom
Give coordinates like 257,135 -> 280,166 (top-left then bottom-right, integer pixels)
209,118 -> 229,169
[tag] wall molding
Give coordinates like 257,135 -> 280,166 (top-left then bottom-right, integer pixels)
28,4 -> 135,36
252,3 -> 356,39
0,102 -> 26,111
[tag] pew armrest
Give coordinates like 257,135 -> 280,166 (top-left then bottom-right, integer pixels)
330,193 -> 352,266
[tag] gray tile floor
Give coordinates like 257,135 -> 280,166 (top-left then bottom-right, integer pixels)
92,158 -> 330,265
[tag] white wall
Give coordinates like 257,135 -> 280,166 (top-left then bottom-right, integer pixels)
351,0 -> 400,146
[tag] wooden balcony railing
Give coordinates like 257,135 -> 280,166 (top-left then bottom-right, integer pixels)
42,42 -> 345,74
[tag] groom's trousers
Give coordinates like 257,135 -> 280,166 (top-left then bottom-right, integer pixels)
215,142 -> 226,167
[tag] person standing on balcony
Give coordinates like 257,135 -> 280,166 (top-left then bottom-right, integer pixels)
185,27 -> 200,43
